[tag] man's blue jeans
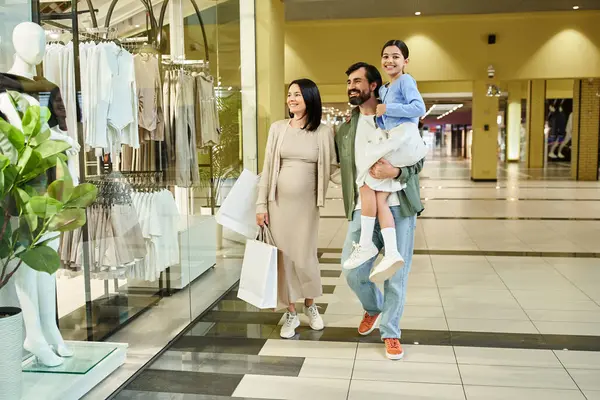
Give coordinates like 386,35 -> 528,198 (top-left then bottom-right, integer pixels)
342,207 -> 416,339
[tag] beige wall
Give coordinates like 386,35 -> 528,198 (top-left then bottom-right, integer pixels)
285,11 -> 600,86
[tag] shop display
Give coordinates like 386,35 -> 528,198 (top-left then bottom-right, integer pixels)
546,98 -> 573,161
0,22 -> 96,369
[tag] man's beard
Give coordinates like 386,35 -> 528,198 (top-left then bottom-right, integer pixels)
348,89 -> 371,106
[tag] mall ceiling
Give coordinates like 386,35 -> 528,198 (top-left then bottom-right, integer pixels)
284,0 -> 600,21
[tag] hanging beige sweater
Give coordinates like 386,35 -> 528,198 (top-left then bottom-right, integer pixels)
256,119 -> 339,214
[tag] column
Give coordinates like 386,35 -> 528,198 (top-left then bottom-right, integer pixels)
256,0 -> 285,170
240,0 -> 258,173
525,80 -> 546,169
571,78 -> 600,181
471,80 -> 499,181
506,81 -> 524,162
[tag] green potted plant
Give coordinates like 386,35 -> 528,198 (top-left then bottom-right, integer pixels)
0,94 -> 97,399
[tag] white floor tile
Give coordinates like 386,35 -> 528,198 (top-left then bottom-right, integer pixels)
435,273 -> 507,289
299,358 -> 354,380
447,318 -> 539,334
259,339 -> 357,360
349,380 -> 466,400
444,305 -> 529,320
356,343 -> 456,363
534,321 -> 600,336
464,386 -> 586,400
568,369 -> 600,390
583,391 -> 600,400
232,375 -> 350,400
454,347 -> 562,368
554,350 -> 600,369
400,316 -> 449,331
353,359 -> 462,384
526,310 -> 600,323
459,364 -> 578,389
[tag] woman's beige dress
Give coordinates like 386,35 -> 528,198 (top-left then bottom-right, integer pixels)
269,126 -> 322,308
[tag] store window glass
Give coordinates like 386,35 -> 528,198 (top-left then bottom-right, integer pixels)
0,0 -> 247,397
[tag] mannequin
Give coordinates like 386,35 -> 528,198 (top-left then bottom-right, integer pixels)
557,112 -> 573,159
548,104 -> 567,159
0,22 -> 79,367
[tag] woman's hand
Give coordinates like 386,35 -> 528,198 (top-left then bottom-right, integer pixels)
376,104 -> 387,117
256,213 -> 269,227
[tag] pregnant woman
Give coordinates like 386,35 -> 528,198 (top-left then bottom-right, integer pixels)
256,78 -> 338,339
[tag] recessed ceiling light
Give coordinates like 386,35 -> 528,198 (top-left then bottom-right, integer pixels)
573,5 -> 579,9
415,11 -> 422,16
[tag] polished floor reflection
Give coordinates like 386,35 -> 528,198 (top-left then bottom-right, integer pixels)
114,159 -> 600,400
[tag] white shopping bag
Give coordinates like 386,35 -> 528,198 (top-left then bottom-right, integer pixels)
216,169 -> 259,239
237,226 -> 278,309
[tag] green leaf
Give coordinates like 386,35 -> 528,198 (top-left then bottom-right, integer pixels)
47,179 -> 74,203
15,217 -> 33,248
30,196 -> 63,219
21,150 -> 42,177
39,107 -> 51,126
0,154 -> 9,170
17,245 -> 60,275
0,118 -> 21,163
21,106 -> 40,137
29,128 -> 51,147
34,140 -> 71,159
48,208 -> 85,232
17,146 -> 32,173
55,158 -> 73,189
23,202 -> 38,232
15,187 -> 31,205
0,170 -> 4,196
3,165 -> 17,192
66,183 -> 97,208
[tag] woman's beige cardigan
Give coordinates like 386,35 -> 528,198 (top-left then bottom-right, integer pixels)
256,119 -> 340,214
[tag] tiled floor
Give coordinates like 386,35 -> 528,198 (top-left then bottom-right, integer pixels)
114,158 -> 600,399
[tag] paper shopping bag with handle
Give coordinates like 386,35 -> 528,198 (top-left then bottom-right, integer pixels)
237,225 -> 278,309
215,169 -> 260,239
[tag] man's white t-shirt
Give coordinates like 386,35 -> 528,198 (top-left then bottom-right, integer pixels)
354,112 -> 400,210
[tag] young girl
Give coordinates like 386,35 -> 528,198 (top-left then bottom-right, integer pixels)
343,39 -> 427,283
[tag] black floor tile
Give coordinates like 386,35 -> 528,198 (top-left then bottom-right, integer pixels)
322,285 -> 336,294
201,310 -> 285,325
171,336 -> 267,355
320,269 -> 342,277
126,370 -> 242,396
116,391 -> 259,400
151,351 -> 305,377
191,322 -> 277,339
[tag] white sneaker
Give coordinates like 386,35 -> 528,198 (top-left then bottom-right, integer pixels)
304,304 -> 324,331
369,252 -> 405,283
549,152 -> 558,159
558,153 -> 565,159
280,312 -> 300,339
344,242 -> 379,270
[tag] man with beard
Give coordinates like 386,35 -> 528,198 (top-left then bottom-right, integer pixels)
335,62 -> 424,360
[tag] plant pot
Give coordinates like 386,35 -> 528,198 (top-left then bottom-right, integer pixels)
0,307 -> 23,400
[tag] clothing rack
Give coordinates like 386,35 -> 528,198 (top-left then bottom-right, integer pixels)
31,0 -> 212,340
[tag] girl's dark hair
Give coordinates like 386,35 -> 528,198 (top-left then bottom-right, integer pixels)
381,39 -> 409,59
288,78 -> 322,132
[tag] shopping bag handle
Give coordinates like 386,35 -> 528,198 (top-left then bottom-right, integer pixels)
256,225 -> 275,245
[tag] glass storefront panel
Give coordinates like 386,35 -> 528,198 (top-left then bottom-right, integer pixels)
0,0 -> 248,397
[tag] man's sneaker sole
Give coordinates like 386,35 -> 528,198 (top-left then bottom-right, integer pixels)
386,351 -> 405,360
358,313 -> 381,336
369,259 -> 405,283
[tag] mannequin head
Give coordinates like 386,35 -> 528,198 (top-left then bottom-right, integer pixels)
12,22 -> 45,66
7,22 -> 45,79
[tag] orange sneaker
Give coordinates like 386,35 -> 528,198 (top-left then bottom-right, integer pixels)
358,312 -> 381,336
384,338 -> 404,360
